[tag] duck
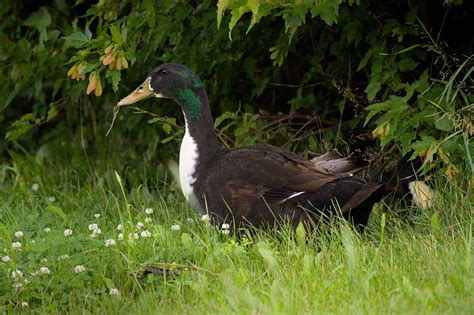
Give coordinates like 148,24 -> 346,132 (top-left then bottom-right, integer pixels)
116,63 -> 387,231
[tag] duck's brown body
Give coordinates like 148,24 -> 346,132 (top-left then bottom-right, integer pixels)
193,144 -> 384,230
117,63 -> 385,231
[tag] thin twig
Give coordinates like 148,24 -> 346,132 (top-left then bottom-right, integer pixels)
106,106 -> 121,137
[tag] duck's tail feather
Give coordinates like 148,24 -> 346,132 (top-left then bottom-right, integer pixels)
311,152 -> 367,174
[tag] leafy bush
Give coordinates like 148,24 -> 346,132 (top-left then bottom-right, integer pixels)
1,0 -> 472,178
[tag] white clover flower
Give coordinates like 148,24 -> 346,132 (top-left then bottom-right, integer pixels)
145,208 -> 153,215
201,214 -> 210,222
47,196 -> 56,203
11,269 -> 23,279
21,301 -> 28,307
117,224 -> 122,230
118,233 -> 124,241
14,231 -> 24,238
109,288 -> 120,296
43,227 -> 51,233
2,256 -> 10,263
221,223 -> 230,230
31,183 -> 40,191
14,282 -> 24,291
94,213 -> 101,218
140,230 -> 151,238
171,224 -> 181,231
221,229 -> 230,235
58,254 -> 69,260
74,265 -> 86,273
93,228 -> 102,235
186,218 -> 195,223
133,233 -> 139,240
12,241 -> 22,249
88,223 -> 99,231
145,217 -> 152,223
39,266 -> 51,275
136,222 -> 144,229
63,229 -> 73,237
105,239 -> 116,247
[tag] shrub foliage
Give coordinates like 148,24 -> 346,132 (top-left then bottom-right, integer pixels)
0,0 -> 472,177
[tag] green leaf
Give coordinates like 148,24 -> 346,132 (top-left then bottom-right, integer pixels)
357,49 -> 372,71
434,115 -> 453,131
229,5 -> 250,40
296,222 -> 306,245
310,0 -> 340,26
105,70 -> 121,92
431,211 -> 441,234
215,111 -> 236,128
246,0 -> 260,33
180,233 -> 193,248
257,243 -> 279,269
398,58 -> 418,72
23,7 -> 51,30
46,205 -> 67,221
47,103 -> 59,121
110,25 -> 123,45
216,0 -> 230,29
102,277 -> 115,290
162,123 -> 172,134
62,31 -> 92,49
411,136 -> 436,158
365,82 -> 381,101
5,113 -> 34,140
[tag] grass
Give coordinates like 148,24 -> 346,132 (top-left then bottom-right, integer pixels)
0,140 -> 472,314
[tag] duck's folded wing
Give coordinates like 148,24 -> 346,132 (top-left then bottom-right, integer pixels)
206,145 -> 352,205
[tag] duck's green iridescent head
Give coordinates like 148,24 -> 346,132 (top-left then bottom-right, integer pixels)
117,63 -> 204,120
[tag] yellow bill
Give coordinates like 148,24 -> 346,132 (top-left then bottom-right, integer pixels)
117,77 -> 153,106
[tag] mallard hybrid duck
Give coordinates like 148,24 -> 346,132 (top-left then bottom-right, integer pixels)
117,63 -> 387,231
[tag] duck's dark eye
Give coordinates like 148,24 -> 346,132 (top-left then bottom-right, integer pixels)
158,68 -> 169,75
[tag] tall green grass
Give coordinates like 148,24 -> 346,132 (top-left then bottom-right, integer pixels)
0,141 -> 472,313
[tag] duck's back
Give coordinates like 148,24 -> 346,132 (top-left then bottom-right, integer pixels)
192,144 -> 381,228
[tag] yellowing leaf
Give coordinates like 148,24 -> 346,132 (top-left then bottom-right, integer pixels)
216,0 -> 230,29
445,164 -> 459,180
372,121 -> 390,139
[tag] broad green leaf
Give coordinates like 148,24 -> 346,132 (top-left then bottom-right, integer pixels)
434,115 -> 453,131
215,111 -> 236,128
257,243 -> 279,269
398,58 -> 418,72
23,7 -> 52,30
102,277 -> 115,290
5,113 -> 34,140
110,25 -> 123,45
105,70 -> 121,92
162,123 -> 172,134
357,49 -> 372,71
62,31 -> 92,49
365,82 -> 381,101
47,103 -> 59,121
310,0 -> 340,26
411,136 -> 436,159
